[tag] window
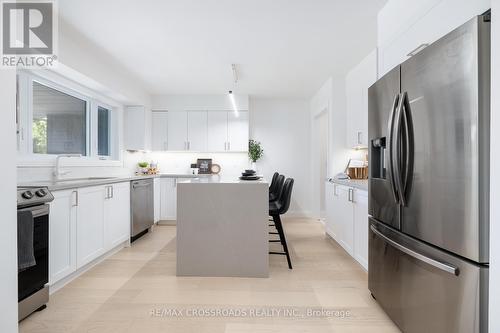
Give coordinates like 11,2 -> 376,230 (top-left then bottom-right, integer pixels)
32,82 -> 88,155
97,106 -> 110,156
16,71 -> 119,161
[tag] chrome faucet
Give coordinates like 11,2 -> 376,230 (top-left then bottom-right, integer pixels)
53,154 -> 82,181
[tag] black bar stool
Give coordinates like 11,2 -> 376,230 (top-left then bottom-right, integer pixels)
269,174 -> 285,225
268,172 -> 279,197
269,173 -> 284,202
269,178 -> 294,269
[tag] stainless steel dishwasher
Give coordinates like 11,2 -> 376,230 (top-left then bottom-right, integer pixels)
130,178 -> 154,241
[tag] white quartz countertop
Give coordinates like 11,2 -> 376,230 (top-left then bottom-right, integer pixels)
19,173 -> 211,191
178,175 -> 268,184
327,178 -> 368,191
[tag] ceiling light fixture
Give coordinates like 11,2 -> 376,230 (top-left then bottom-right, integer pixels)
228,90 -> 239,117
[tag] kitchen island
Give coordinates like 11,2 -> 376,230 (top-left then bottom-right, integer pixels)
176,176 -> 269,278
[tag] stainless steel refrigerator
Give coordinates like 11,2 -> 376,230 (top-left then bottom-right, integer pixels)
368,14 -> 490,333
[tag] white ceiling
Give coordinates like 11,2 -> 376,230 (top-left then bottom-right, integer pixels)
59,0 -> 386,98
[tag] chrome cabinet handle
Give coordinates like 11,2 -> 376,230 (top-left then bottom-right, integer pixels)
370,225 -> 459,276
72,190 -> 78,207
227,142 -> 231,151
348,188 -> 353,202
387,93 -> 401,204
357,131 -> 362,144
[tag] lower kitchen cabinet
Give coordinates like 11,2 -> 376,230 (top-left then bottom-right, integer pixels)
76,185 -> 106,268
154,178 -> 160,223
49,189 -> 77,285
352,189 -> 368,269
49,182 -> 131,285
325,181 -> 368,270
104,182 -> 130,250
160,178 -> 177,221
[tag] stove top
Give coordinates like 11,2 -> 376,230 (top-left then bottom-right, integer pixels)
17,186 -> 54,208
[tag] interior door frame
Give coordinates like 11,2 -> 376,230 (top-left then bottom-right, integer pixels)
312,105 -> 330,219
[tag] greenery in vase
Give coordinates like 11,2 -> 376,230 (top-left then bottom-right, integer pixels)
248,140 -> 264,163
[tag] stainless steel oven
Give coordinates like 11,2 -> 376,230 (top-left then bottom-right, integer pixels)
17,186 -> 54,321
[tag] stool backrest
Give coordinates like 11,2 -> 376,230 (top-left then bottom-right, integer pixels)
278,178 -> 294,215
269,172 -> 279,192
274,175 -> 285,199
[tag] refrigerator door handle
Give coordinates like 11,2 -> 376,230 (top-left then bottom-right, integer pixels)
393,93 -> 406,206
387,93 -> 401,204
401,92 -> 415,204
370,225 -> 459,276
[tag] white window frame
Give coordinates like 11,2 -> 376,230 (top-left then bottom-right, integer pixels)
17,70 -> 122,166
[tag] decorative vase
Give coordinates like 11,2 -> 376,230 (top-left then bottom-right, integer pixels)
251,161 -> 257,172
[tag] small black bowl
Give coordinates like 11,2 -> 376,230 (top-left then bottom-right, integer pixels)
244,169 -> 256,174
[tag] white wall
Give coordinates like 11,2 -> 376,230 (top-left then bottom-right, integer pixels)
57,19 -> 150,106
151,94 -> 249,111
490,2 -> 499,332
249,98 -> 311,216
0,70 -> 18,332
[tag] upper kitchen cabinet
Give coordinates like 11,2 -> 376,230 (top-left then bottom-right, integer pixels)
152,111 -> 169,151
124,106 -> 152,151
227,111 -> 249,151
167,111 -> 188,150
187,111 -> 208,151
377,0 -> 490,77
346,50 -> 377,149
207,111 -> 228,151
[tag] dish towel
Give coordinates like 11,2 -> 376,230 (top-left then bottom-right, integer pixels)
17,210 -> 36,272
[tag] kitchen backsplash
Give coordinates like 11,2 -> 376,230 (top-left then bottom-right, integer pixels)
17,151 -> 250,183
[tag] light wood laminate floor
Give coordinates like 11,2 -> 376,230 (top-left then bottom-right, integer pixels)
20,218 -> 399,333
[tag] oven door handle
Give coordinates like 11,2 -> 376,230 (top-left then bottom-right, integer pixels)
18,204 -> 49,218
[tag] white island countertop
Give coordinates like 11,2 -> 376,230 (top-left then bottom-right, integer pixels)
178,175 -> 267,184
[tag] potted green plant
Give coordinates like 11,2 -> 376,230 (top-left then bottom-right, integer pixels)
248,140 -> 264,171
138,161 -> 149,175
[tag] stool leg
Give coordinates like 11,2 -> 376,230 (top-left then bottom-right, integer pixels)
273,215 -> 292,269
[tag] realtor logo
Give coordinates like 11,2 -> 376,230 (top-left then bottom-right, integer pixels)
1,0 -> 57,67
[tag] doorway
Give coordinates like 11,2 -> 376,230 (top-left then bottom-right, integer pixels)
313,109 -> 329,218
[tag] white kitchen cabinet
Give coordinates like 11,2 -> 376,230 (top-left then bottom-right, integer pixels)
151,111 -> 169,151
346,50 -> 377,149
207,111 -> 228,151
168,111 -> 188,150
331,184 -> 354,255
377,0 -> 490,77
154,178 -> 160,223
49,189 -> 77,285
104,182 -> 130,250
325,182 -> 337,239
187,111 -> 208,151
76,185 -> 106,268
353,189 -> 369,270
125,106 -> 151,151
227,111 -> 249,151
325,182 -> 368,270
160,178 -> 177,221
